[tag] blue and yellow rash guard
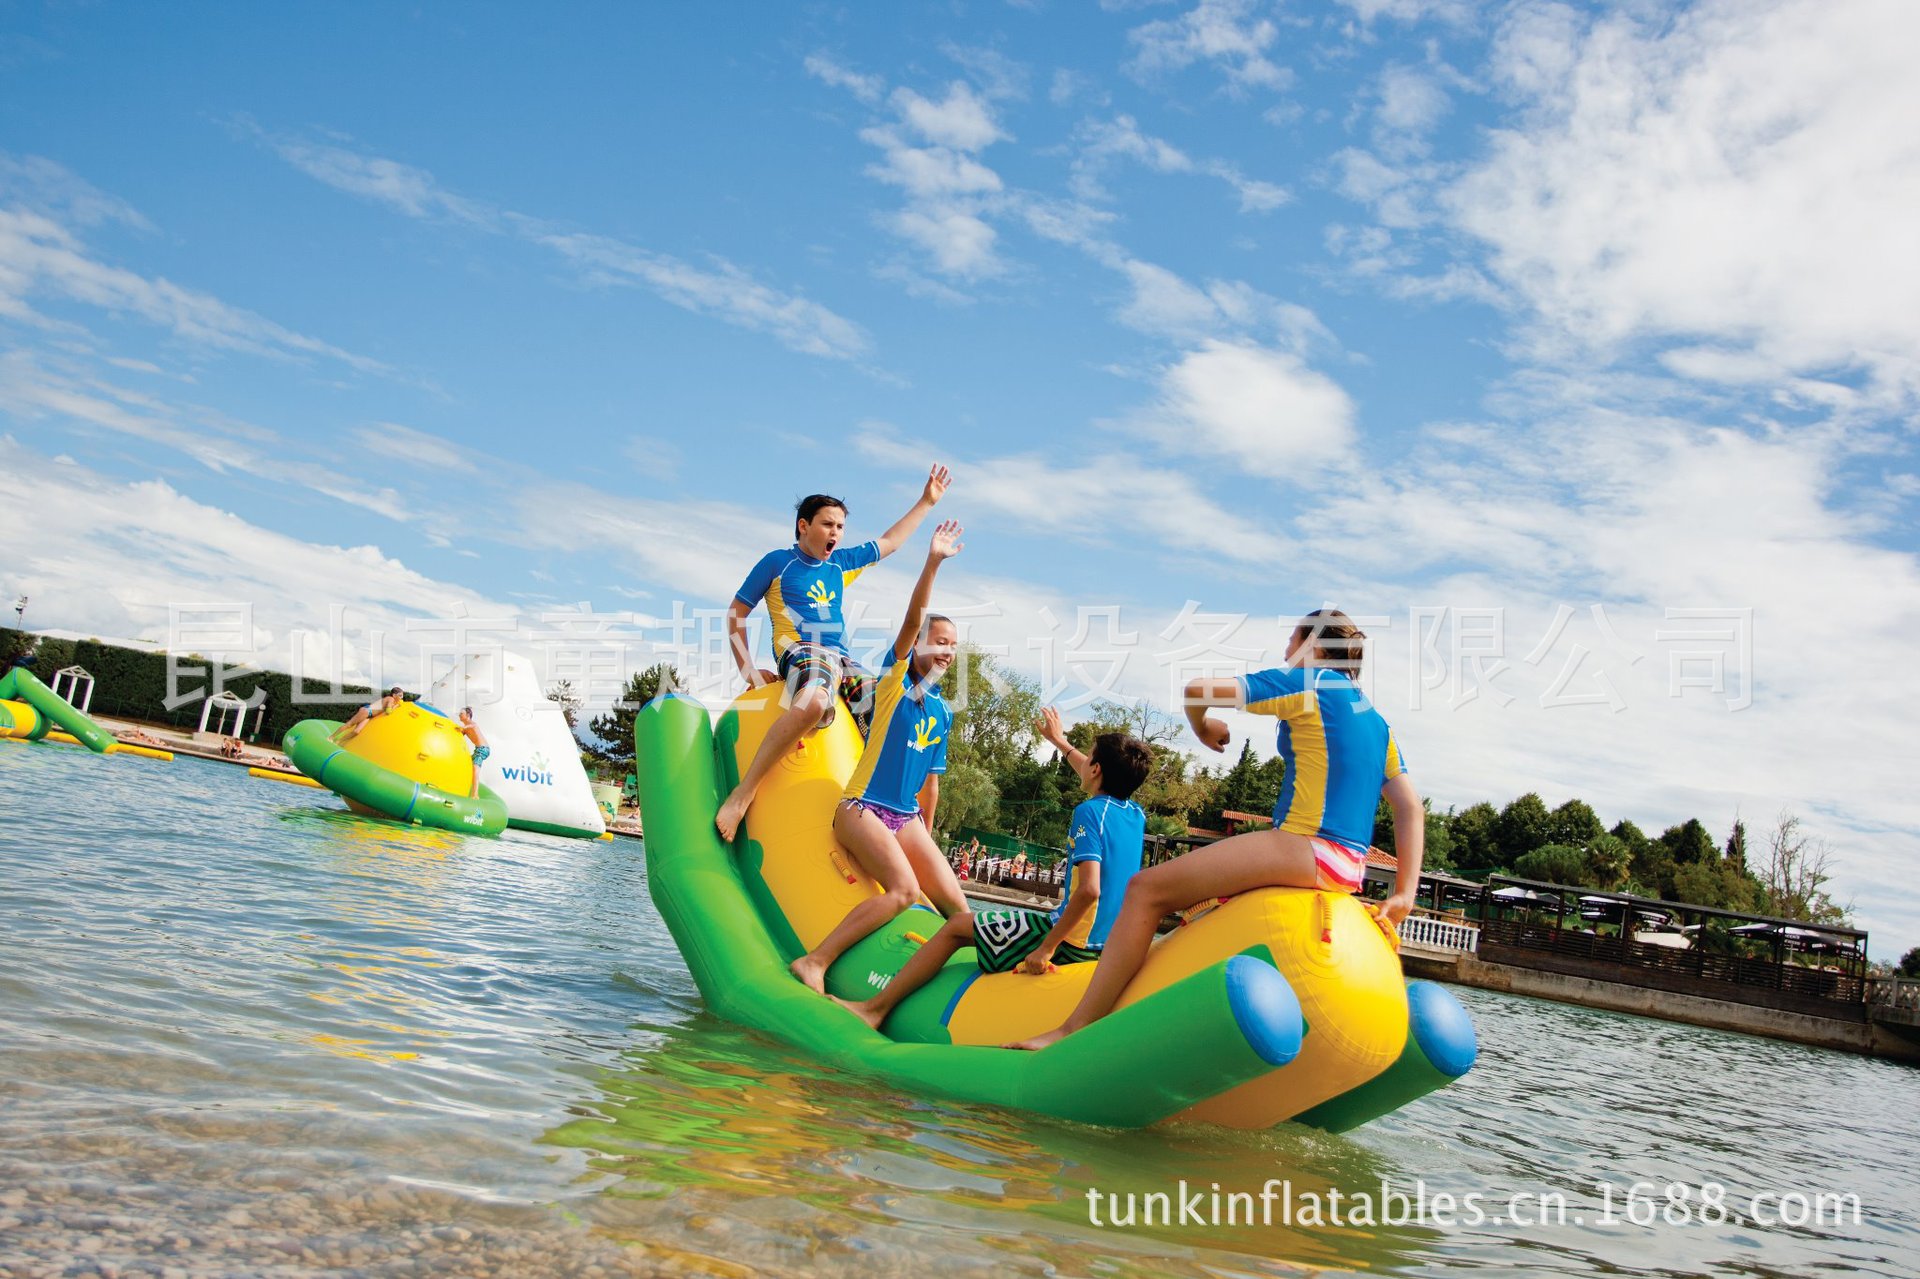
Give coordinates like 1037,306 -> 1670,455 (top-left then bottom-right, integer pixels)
842,648 -> 950,815
1050,795 -> 1146,950
1241,666 -> 1407,854
735,540 -> 881,661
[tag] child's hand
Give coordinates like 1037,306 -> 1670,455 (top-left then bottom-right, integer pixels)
1195,716 -> 1230,752
928,520 -> 964,560
1019,951 -> 1056,976
1037,706 -> 1066,748
922,463 -> 952,506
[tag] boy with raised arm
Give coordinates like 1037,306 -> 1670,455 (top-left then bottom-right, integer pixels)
716,465 -> 951,842
834,707 -> 1151,1029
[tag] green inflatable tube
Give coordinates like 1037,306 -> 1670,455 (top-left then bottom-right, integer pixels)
0,668 -> 115,752
283,719 -> 508,836
634,693 -> 1307,1128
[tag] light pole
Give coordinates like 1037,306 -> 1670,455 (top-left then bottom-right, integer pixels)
12,596 -> 23,629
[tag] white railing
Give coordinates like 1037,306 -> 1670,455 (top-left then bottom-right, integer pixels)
1399,912 -> 1480,954
1868,975 -> 1920,1012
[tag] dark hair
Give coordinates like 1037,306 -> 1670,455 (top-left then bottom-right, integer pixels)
919,612 -> 955,639
461,706 -> 473,717
1293,608 -> 1366,679
385,686 -> 404,698
795,494 -> 847,537
1089,732 -> 1152,801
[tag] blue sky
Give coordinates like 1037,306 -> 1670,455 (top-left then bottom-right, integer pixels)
4,1 -> 1918,953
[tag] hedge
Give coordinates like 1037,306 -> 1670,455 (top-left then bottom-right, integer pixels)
2,627 -> 371,746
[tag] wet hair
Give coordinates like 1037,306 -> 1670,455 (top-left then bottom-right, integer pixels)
461,706 -> 473,717
1089,732 -> 1152,801
1293,608 -> 1366,679
386,686 -> 404,699
795,494 -> 848,538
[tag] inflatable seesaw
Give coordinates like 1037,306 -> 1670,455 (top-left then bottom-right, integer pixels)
283,701 -> 507,836
0,667 -> 172,760
634,688 -> 1475,1132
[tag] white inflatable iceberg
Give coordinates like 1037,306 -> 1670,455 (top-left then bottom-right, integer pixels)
428,652 -> 605,839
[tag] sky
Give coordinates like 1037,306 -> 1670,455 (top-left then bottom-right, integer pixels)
3,1 -> 1917,954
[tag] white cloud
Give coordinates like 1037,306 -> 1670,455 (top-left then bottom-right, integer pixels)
0,436 -> 504,682
1446,0 -> 1920,394
536,231 -> 871,360
1375,63 -> 1451,142
852,423 -> 1290,565
1131,340 -> 1357,475
1336,0 -> 1477,29
355,422 -> 476,474
849,82 -> 1014,283
1071,115 -> 1289,212
0,153 -> 153,231
1125,0 -> 1292,94
885,208 -> 1002,280
0,351 -> 416,522
942,43 -> 1032,102
803,53 -> 885,104
265,135 -> 493,226
0,201 -> 386,374
259,132 -> 871,362
890,82 -> 1006,152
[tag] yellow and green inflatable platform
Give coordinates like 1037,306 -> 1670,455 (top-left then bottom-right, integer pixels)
284,702 -> 507,836
634,688 -> 1475,1132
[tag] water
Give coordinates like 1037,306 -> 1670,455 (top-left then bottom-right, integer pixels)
2,742 -> 1916,1278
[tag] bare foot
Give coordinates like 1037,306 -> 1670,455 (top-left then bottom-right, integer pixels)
714,787 -> 751,841
789,954 -> 828,995
831,995 -> 886,1031
1004,1026 -> 1071,1051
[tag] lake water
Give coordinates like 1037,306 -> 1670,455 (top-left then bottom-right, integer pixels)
2,741 -> 1917,1277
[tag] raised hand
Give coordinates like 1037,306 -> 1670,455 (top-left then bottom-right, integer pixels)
1195,716 -> 1231,753
928,519 -> 964,560
923,464 -> 951,506
1037,706 -> 1066,748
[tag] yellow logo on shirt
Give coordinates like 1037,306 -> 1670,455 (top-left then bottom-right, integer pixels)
909,715 -> 943,752
806,580 -> 836,613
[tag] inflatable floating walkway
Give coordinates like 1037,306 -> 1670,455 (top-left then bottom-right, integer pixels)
634,688 -> 1475,1132
0,667 -> 170,759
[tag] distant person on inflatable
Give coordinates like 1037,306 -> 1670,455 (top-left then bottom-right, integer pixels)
1008,609 -> 1425,1051
789,520 -> 968,994
459,707 -> 490,798
333,687 -> 406,743
715,464 -> 952,842
835,709 -> 1151,1030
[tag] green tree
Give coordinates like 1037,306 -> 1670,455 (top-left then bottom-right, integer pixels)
1513,843 -> 1590,886
1544,799 -> 1605,849
1449,802 -> 1502,871
548,679 -> 583,729
587,663 -> 682,768
931,760 -> 998,840
1494,793 -> 1551,866
1585,832 -> 1632,890
1659,819 -> 1718,866
1899,947 -> 1920,978
941,645 -> 1040,784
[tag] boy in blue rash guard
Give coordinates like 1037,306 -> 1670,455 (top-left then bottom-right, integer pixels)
834,710 -> 1152,1031
716,465 -> 952,842
788,520 -> 970,995
1009,609 -> 1426,1052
